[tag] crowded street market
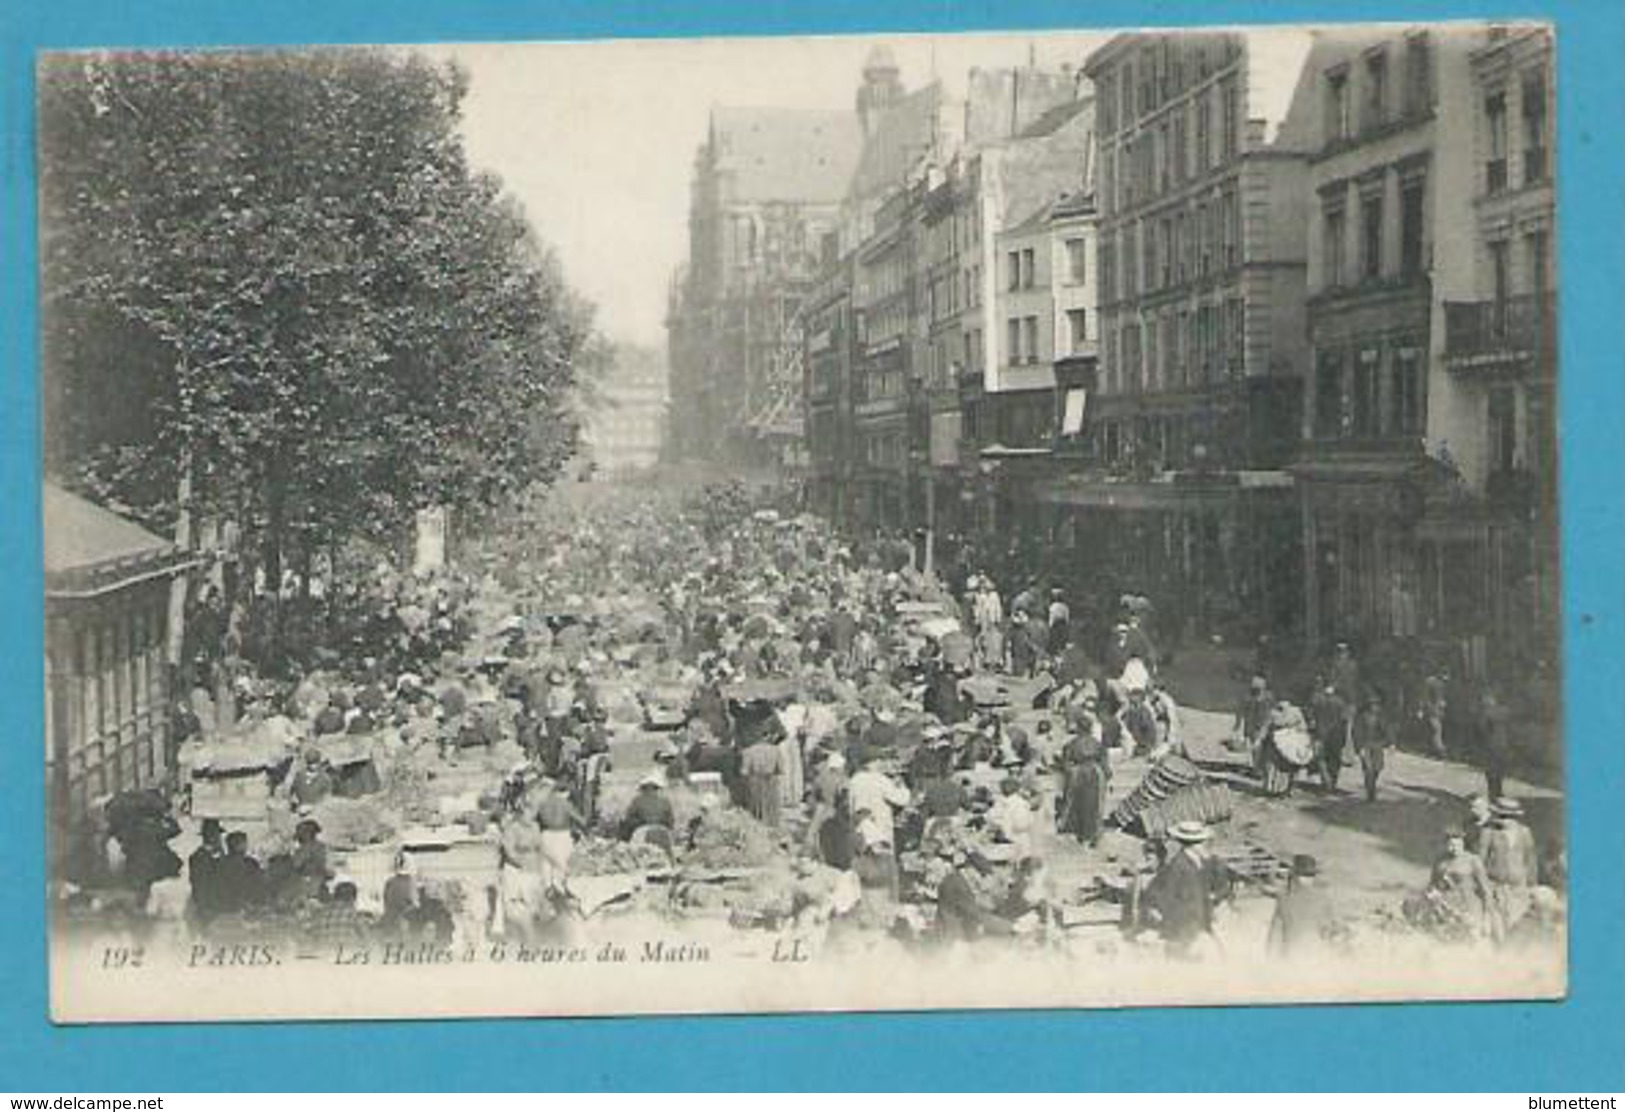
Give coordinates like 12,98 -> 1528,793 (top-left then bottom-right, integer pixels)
51,475 -> 1567,977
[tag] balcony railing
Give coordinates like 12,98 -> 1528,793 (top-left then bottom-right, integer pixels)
1443,293 -> 1556,368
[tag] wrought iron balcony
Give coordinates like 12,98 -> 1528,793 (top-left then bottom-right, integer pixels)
1442,293 -> 1555,373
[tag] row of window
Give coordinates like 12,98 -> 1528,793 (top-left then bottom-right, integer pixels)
964,395 -> 1054,450
1100,79 -> 1241,216
1483,67 -> 1549,195
1320,168 -> 1427,289
861,300 -> 908,347
1323,34 -> 1433,148
1001,309 -> 1093,369
1095,410 -> 1232,473
1099,190 -> 1242,305
857,364 -> 906,403
1311,341 -> 1426,441
1002,239 -> 1089,291
864,430 -> 907,467
924,260 -> 987,325
1095,35 -> 1244,136
1005,316 -> 1042,367
1105,298 -> 1244,396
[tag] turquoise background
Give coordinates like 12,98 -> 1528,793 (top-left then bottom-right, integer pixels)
1,0 -> 1618,1092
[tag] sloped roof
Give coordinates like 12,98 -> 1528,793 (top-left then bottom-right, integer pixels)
848,83 -> 942,202
1003,197 -> 1059,237
44,482 -> 191,597
1051,189 -> 1097,220
1015,95 -> 1091,140
711,106 -> 864,205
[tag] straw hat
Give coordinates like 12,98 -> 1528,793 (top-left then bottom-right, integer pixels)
1491,797 -> 1525,818
1168,820 -> 1212,844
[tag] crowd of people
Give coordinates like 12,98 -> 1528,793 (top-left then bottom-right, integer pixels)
54,478 -> 1565,966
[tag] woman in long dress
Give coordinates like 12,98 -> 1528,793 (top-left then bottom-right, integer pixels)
741,740 -> 783,827
1057,730 -> 1109,846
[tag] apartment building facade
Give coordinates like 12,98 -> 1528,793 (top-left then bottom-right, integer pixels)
1063,31 -> 1314,641
1292,23 -> 1555,691
1448,24 -> 1558,666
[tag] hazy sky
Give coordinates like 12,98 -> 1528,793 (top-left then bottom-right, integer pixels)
440,32 -> 1106,349
440,28 -> 1312,350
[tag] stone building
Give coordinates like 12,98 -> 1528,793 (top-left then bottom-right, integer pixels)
1059,31 -> 1315,644
799,49 -> 1090,538
803,254 -> 858,521
665,105 -> 862,467
1291,23 -> 1554,692
582,347 -> 669,475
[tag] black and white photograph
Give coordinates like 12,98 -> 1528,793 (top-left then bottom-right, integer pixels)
39,22 -> 1565,1023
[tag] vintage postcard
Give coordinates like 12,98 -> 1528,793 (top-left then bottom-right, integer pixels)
41,22 -> 1564,1023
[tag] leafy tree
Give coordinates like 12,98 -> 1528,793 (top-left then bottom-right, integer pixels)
39,49 -> 596,655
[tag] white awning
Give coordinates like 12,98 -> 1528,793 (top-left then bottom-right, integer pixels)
1061,388 -> 1088,435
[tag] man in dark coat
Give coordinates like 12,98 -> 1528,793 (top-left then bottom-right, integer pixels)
213,831 -> 265,916
931,844 -> 1012,944
1310,682 -> 1352,791
923,661 -> 971,726
1474,688 -> 1515,800
1352,694 -> 1395,803
187,818 -> 226,926
1144,821 -> 1232,957
618,775 -> 677,840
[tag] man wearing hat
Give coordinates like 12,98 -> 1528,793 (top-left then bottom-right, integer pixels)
1232,674 -> 1274,761
1310,679 -> 1352,792
290,818 -> 332,903
290,749 -> 334,810
186,818 -> 226,927
1143,821 -> 1233,958
1351,693 -> 1395,803
1045,587 -> 1071,657
1266,854 -> 1335,958
1329,641 -> 1361,706
618,773 -> 677,841
304,877 -> 373,948
930,839 -> 1013,944
1480,797 -> 1540,935
541,666 -> 576,773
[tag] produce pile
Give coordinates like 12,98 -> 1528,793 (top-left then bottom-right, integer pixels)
309,797 -> 398,848
685,807 -> 782,869
573,837 -> 673,877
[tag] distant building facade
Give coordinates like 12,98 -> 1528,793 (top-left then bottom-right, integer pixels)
583,350 -> 669,474
666,105 -> 862,467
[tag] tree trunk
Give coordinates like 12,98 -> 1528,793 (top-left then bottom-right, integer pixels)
166,446 -> 194,671
262,452 -> 287,674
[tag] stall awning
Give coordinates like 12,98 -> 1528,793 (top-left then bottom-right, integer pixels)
44,482 -> 198,599
1036,471 -> 1295,512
